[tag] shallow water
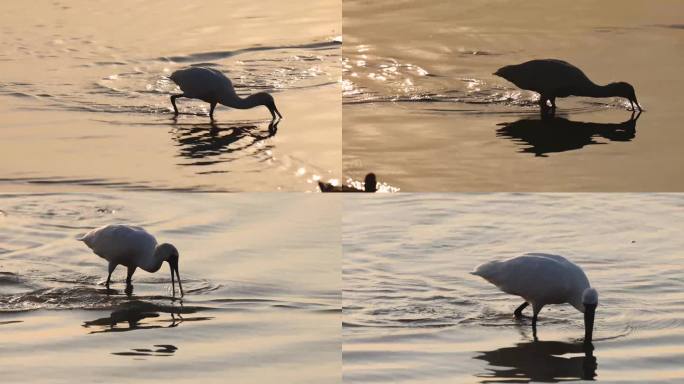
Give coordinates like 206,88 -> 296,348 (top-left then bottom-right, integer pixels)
343,0 -> 684,191
0,0 -> 341,192
343,194 -> 684,383
0,193 -> 340,383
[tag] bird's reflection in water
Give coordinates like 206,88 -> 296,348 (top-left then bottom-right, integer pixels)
112,344 -> 178,358
170,118 -> 279,167
474,341 -> 597,383
82,300 -> 212,334
497,111 -> 640,157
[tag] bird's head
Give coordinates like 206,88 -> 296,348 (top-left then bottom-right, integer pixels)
158,243 -> 183,297
607,82 -> 641,111
582,287 -> 598,344
254,92 -> 282,120
364,173 -> 377,192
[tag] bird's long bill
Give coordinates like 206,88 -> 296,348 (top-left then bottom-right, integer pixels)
169,260 -> 184,297
175,266 -> 183,297
584,304 -> 597,344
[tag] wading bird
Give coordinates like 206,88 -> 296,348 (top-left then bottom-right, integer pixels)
472,253 -> 597,343
169,67 -> 282,120
79,224 -> 184,297
494,59 -> 641,113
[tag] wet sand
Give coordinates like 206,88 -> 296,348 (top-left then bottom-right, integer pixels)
343,0 -> 684,191
0,193 -> 341,382
343,194 -> 684,383
0,0 -> 341,192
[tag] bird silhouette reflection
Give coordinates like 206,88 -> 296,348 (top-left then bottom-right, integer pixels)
170,118 -> 278,166
82,300 -> 210,334
497,112 -> 639,156
475,340 -> 597,383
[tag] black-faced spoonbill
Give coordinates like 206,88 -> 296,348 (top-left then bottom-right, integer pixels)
169,66 -> 282,120
494,59 -> 641,113
471,253 -> 598,343
79,224 -> 184,297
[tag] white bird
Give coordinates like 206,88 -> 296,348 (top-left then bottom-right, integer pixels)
169,66 -> 282,120
471,253 -> 597,343
494,59 -> 641,113
78,224 -> 183,297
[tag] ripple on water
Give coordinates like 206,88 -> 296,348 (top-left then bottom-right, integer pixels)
0,39 -> 341,117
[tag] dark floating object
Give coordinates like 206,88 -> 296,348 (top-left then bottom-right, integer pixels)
170,67 -> 282,120
319,173 -> 377,193
495,59 -> 642,113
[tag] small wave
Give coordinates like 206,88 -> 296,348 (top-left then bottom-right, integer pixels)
157,40 -> 341,63
0,176 -> 230,192
0,275 -> 219,312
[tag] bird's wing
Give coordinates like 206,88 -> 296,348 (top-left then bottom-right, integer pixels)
508,60 -> 593,93
171,67 -> 235,100
541,59 -> 594,89
475,255 -> 577,304
524,253 -> 569,263
84,225 -> 157,264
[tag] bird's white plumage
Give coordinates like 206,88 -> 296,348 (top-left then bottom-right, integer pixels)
80,224 -> 158,271
472,253 -> 593,312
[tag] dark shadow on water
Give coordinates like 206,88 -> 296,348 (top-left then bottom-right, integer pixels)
496,112 -> 639,157
474,341 -> 597,383
170,118 -> 278,167
82,300 -> 212,334
112,344 -> 178,358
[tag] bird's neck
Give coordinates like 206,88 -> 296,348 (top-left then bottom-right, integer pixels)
140,247 -> 166,273
221,93 -> 262,110
577,83 -> 615,98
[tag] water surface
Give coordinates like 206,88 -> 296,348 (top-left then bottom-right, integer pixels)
0,0 -> 341,192
343,0 -> 684,191
0,193 -> 340,383
343,194 -> 684,382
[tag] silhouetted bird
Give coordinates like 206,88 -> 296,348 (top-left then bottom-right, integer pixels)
495,59 -> 641,112
170,67 -> 282,120
319,173 -> 378,193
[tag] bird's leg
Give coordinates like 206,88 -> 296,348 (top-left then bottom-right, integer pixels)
209,101 -> 217,119
170,94 -> 184,115
106,262 -> 117,291
531,303 -> 543,335
538,94 -> 549,110
514,302 -> 529,318
125,266 -> 136,295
